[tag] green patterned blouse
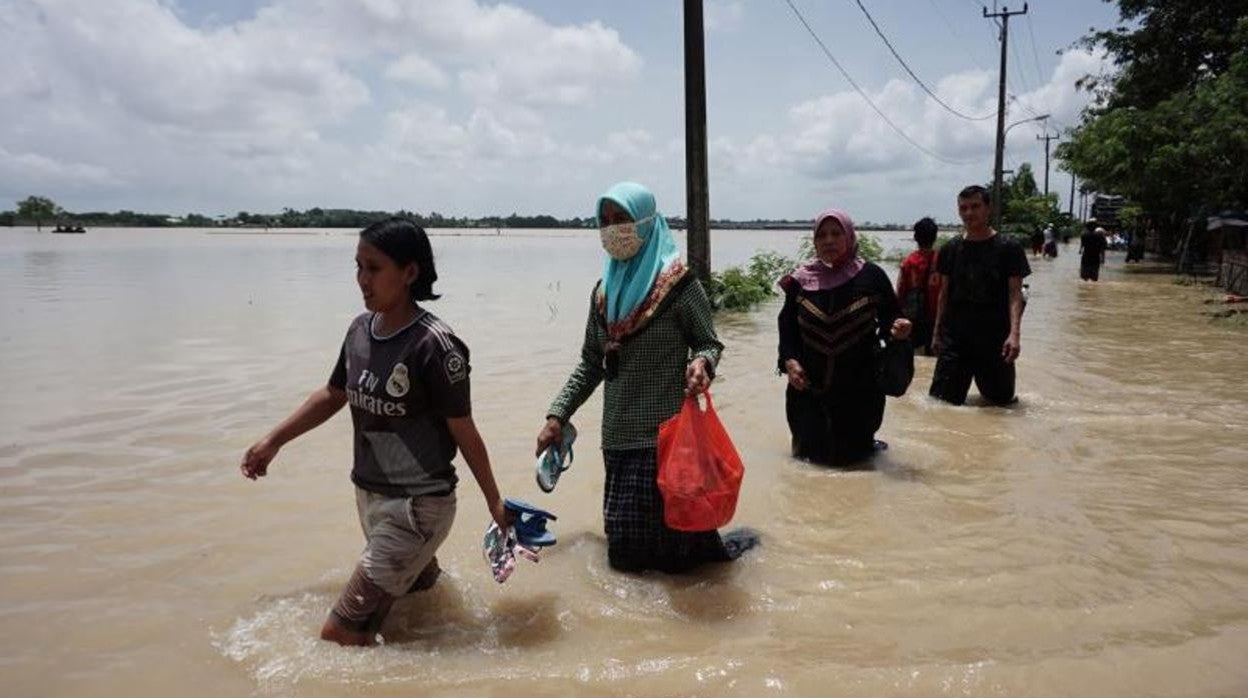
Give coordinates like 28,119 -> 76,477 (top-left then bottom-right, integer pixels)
547,277 -> 723,450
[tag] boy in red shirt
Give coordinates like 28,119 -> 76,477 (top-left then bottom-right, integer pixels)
895,217 -> 942,355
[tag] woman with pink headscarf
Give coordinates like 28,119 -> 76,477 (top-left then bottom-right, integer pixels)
777,209 -> 912,465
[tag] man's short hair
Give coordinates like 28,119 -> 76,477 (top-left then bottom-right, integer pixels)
913,217 -> 938,247
958,185 -> 991,206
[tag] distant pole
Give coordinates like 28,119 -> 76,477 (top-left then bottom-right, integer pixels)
684,0 -> 710,284
1037,132 -> 1057,197
1068,173 -> 1076,218
985,3 -> 1028,231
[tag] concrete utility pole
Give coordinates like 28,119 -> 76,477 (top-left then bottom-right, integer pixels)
1037,132 -> 1057,197
1068,173 -> 1076,218
684,0 -> 710,284
985,3 -> 1028,231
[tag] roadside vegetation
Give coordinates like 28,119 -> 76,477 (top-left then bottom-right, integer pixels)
709,234 -> 884,312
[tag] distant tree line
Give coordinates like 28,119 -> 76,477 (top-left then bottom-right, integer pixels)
3,196 -> 958,231
0,199 -> 601,230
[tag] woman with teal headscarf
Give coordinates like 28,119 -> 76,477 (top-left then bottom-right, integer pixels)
537,181 -> 757,573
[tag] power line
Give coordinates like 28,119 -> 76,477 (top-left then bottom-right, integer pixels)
1009,27 -> 1034,93
780,0 -> 979,166
1024,14 -> 1047,90
925,0 -> 1056,131
851,0 -> 996,121
924,0 -> 992,72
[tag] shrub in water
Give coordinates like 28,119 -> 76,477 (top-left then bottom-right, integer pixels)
709,234 -> 886,312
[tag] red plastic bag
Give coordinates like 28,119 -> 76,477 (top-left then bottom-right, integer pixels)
657,393 -> 744,532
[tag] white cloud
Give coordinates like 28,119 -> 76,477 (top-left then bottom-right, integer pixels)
255,0 -> 641,107
715,49 -> 1106,180
385,54 -> 450,89
455,19 -> 640,106
0,0 -> 1109,223
705,49 -> 1109,219
0,0 -> 642,214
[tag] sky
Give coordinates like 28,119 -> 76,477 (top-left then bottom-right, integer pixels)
0,0 -> 1122,223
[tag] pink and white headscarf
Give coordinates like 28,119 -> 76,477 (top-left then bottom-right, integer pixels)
790,208 -> 867,291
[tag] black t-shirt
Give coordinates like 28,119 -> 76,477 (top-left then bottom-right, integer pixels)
937,234 -> 1030,341
1081,232 -> 1107,260
328,310 -> 470,497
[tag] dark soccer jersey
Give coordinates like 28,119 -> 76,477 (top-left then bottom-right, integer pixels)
937,234 -> 1031,340
328,310 -> 470,497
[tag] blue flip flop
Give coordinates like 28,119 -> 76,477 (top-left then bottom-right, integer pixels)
505,498 -> 558,548
535,422 -> 577,493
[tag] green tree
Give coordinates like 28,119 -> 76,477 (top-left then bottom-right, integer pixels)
1060,4 -> 1248,254
1078,0 -> 1248,110
1006,193 -> 1061,234
16,196 -> 61,231
987,163 -> 1063,238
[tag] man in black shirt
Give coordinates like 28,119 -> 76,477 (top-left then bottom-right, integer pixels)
929,185 -> 1031,406
1079,223 -> 1108,281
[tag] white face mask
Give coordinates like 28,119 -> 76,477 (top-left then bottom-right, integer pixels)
599,215 -> 653,261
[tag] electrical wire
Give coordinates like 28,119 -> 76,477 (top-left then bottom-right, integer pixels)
1024,13 -> 1047,90
780,0 -> 981,166
851,0 -> 996,121
924,0 -> 992,73
1009,27 -> 1034,94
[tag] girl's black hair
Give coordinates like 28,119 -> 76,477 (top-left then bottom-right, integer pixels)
359,217 -> 440,301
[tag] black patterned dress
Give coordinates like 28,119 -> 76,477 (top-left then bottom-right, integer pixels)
777,263 -> 900,465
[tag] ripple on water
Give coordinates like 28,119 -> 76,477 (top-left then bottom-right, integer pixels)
217,549 -> 772,692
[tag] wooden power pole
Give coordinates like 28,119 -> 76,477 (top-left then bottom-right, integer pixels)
684,0 -> 710,283
985,3 -> 1028,230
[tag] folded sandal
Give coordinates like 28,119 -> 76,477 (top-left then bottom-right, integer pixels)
535,422 -> 577,493
505,498 -> 559,548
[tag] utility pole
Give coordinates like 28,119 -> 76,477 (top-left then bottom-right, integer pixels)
684,0 -> 710,284
1068,173 -> 1076,218
1037,132 -> 1057,197
985,3 -> 1028,231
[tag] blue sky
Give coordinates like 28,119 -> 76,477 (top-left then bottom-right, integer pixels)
1,0 -> 1121,223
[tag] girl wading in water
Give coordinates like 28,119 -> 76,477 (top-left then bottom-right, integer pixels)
240,218 -> 510,646
536,181 -> 758,573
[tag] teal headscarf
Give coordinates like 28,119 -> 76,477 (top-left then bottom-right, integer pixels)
597,181 -> 682,324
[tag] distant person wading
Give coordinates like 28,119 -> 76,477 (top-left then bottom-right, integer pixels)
1080,222 -> 1109,281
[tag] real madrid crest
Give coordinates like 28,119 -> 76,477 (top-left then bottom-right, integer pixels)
386,363 -> 410,398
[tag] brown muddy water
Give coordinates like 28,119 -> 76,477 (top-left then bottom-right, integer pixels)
1,227 -> 1246,697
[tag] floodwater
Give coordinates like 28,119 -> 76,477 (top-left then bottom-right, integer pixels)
1,227 -> 1246,698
